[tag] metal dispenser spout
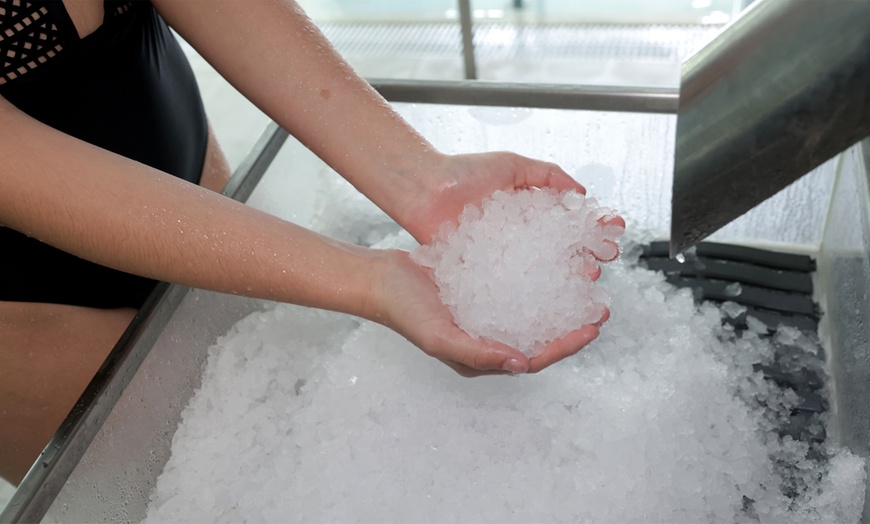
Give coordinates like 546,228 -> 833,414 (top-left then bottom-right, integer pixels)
670,0 -> 870,257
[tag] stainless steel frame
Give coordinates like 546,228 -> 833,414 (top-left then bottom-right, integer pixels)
457,0 -> 477,80
370,79 -> 678,113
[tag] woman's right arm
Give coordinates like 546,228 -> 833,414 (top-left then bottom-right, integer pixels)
0,97 -> 534,375
0,96 -> 383,320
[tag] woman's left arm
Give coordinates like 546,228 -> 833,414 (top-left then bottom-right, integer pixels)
150,0 -> 585,242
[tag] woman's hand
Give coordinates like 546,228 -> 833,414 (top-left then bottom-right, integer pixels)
384,152 -> 625,376
370,250 -> 609,377
399,151 -> 590,244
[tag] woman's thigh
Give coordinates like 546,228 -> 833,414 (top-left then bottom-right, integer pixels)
0,302 -> 136,483
199,123 -> 233,193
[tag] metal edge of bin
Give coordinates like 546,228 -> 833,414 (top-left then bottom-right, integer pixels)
370,79 -> 679,114
0,122 -> 289,524
864,138 -> 870,177
1,80 -> 675,523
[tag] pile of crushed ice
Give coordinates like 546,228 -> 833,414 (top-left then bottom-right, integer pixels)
144,174 -> 866,523
412,189 -> 623,357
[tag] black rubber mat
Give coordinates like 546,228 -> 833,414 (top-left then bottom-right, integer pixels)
639,241 -> 828,472
642,241 -> 816,272
643,257 -> 813,294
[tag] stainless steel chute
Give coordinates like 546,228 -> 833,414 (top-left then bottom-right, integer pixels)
671,0 -> 870,256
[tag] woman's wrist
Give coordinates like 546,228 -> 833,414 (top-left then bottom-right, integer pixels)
349,245 -> 392,326
279,236 -> 392,325
354,247 -> 395,328
370,150 -> 453,241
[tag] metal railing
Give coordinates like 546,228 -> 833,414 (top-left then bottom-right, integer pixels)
371,79 -> 677,113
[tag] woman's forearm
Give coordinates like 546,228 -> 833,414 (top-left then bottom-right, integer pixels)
0,99 -> 384,320
152,0 -> 441,228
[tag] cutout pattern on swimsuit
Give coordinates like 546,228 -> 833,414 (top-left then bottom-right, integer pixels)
0,0 -> 65,85
110,0 -> 131,17
0,0 -> 133,86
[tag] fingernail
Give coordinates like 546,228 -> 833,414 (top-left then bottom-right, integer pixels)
503,358 -> 527,374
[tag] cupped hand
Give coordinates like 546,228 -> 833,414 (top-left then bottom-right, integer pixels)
400,151 -> 587,244
371,250 -> 610,377
381,151 -> 624,376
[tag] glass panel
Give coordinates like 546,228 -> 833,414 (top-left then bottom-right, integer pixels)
297,0 -> 740,25
42,290 -> 264,523
297,0 -> 457,23
204,99 -> 836,251
0,482 -> 14,518
508,0 -> 738,25
297,1 -> 733,85
394,103 -> 834,249
817,141 -> 870,520
709,157 -> 837,251
818,142 -> 870,484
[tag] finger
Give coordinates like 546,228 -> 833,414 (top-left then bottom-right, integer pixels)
444,361 -> 517,378
426,326 -> 530,374
594,307 -> 611,327
588,261 -> 602,281
600,214 -> 626,229
545,168 -> 586,195
515,156 -> 586,195
572,256 -> 601,280
592,214 -> 625,262
592,241 -> 620,263
527,325 -> 599,373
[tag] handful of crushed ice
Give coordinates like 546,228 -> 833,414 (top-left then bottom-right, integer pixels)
411,188 -> 624,357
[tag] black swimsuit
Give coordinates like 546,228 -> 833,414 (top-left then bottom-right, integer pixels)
0,0 -> 208,308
